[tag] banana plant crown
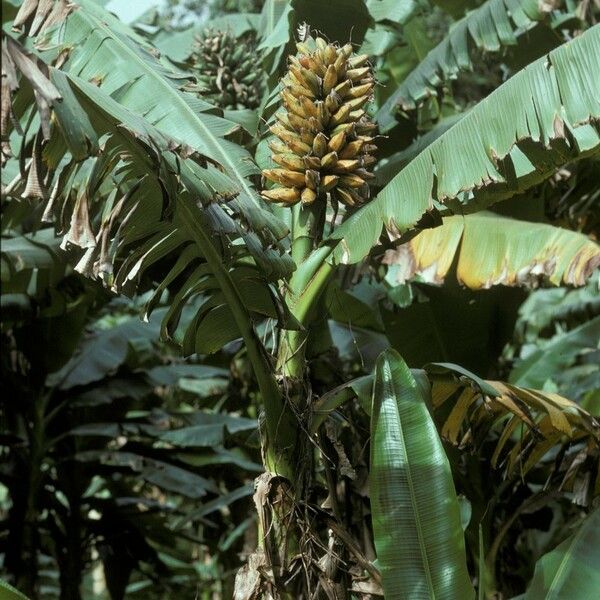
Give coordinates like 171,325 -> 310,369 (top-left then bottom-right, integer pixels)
262,32 -> 377,208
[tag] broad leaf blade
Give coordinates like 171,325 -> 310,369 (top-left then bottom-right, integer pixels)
509,317 -> 600,389
523,510 -> 600,600
383,213 -> 600,289
426,363 -> 600,484
370,349 -> 474,600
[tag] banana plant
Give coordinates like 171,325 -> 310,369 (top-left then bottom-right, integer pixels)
2,0 -> 600,598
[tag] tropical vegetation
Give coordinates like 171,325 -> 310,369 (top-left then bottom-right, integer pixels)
1,0 -> 599,598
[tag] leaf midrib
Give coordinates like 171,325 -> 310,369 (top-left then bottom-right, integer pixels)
385,361 -> 436,598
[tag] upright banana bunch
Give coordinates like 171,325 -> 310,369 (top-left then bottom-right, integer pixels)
262,34 -> 377,208
192,29 -> 263,110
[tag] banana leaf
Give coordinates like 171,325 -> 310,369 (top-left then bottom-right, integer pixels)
521,510 -> 600,600
370,349 -> 474,599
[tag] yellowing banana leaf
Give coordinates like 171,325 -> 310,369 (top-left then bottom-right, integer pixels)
521,509 -> 600,600
328,27 -> 600,264
382,213 -> 600,289
426,363 -> 600,490
370,350 -> 475,600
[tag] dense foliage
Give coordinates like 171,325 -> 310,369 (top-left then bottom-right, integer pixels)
1,0 -> 599,599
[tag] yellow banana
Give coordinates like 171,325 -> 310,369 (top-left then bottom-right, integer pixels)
321,174 -> 340,192
262,187 -> 301,204
339,139 -> 364,159
273,153 -> 305,171
336,187 -> 357,206
262,33 -> 377,211
333,159 -> 361,173
263,168 -> 306,187
328,130 -> 346,153
348,54 -> 369,68
323,45 -> 337,65
347,67 -> 370,81
330,104 -> 353,127
321,151 -> 338,169
301,187 -> 317,204
303,156 -> 321,170
340,174 -> 365,188
323,65 -> 338,95
312,132 -> 328,157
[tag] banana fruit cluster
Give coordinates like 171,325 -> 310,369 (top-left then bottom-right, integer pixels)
192,29 -> 263,110
262,34 -> 377,208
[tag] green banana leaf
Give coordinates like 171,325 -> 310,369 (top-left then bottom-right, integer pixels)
521,510 -> 600,600
35,0 -> 286,241
0,579 -> 30,600
378,0 -> 549,124
370,349 -> 474,599
510,317 -> 600,390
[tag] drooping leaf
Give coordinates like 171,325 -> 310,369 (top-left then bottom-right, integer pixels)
506,274 -> 600,403
146,364 -> 229,386
258,0 -> 290,40
49,311 -> 163,389
35,0 -> 287,242
366,0 -> 418,25
426,363 -> 600,484
257,0 -> 293,59
311,374 -> 374,433
370,349 -> 474,600
310,367 -> 432,433
328,27 -> 600,264
511,273 -> 600,338
173,484 -> 254,530
382,213 -> 600,289
10,63 -> 292,377
1,229 -> 64,285
75,451 -> 218,499
160,412 -> 257,448
326,280 -> 385,332
329,321 -> 390,369
175,448 -> 262,472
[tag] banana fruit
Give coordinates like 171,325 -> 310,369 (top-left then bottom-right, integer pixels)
192,29 -> 263,110
261,33 -> 377,208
